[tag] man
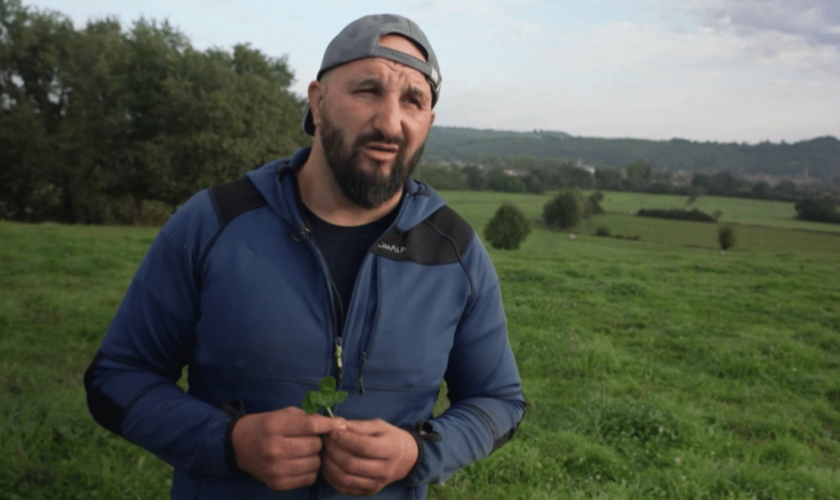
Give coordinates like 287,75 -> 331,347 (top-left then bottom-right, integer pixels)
85,13 -> 524,499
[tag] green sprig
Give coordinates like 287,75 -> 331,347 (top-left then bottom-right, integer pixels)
302,376 -> 348,417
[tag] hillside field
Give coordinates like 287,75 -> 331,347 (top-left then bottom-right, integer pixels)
1,191 -> 839,499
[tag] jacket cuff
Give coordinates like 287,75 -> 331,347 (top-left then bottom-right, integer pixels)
401,420 -> 442,482
221,401 -> 249,477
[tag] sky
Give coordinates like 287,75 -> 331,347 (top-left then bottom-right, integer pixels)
27,0 -> 840,144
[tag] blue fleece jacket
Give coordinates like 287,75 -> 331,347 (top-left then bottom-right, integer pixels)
84,148 -> 524,499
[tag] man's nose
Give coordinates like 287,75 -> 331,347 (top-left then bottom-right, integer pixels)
370,96 -> 402,140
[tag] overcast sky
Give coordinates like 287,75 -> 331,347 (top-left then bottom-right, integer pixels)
28,0 -> 840,144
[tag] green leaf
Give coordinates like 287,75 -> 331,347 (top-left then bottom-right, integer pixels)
301,376 -> 348,417
318,377 -> 336,392
301,393 -> 319,414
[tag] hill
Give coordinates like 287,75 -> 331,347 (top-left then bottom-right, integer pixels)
424,127 -> 840,180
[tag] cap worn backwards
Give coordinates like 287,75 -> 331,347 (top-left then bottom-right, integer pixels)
302,13 -> 441,136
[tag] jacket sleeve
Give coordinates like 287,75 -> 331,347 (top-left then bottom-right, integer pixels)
405,235 -> 525,486
83,194 -> 241,477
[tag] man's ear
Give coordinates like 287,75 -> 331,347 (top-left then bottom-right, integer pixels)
307,80 -> 325,128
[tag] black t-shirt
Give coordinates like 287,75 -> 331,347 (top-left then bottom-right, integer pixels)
300,201 -> 399,332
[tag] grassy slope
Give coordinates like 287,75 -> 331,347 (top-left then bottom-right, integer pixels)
0,223 -> 172,499
431,192 -> 840,499
1,191 -> 839,499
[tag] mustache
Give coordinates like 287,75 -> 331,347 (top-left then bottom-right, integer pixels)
354,130 -> 405,149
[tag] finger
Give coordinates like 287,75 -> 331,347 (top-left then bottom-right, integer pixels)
328,428 -> 390,460
324,435 -> 395,486
286,413 -> 347,437
265,454 -> 323,478
322,454 -> 386,496
342,418 -> 388,436
264,468 -> 320,492
268,435 -> 325,460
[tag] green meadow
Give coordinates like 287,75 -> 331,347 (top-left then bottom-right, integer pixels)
1,191 -> 839,499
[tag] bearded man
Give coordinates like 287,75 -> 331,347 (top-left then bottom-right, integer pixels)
84,14 -> 524,500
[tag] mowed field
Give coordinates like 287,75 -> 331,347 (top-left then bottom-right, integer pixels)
1,191 -> 839,499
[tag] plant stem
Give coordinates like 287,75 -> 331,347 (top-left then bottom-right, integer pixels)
326,407 -> 335,418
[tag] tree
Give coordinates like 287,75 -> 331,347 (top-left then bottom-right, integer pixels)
587,191 -> 605,215
595,168 -> 623,191
794,197 -> 840,224
487,168 -> 526,193
463,165 -> 487,190
484,203 -> 530,250
543,188 -> 585,230
0,1 -> 77,221
624,160 -> 652,191
1,4 -> 308,224
412,164 -> 467,190
718,225 -> 736,251
752,181 -> 771,199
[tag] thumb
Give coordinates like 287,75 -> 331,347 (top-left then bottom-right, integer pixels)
302,413 -> 347,435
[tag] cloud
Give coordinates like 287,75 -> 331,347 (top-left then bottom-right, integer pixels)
701,0 -> 840,46
656,0 -> 840,79
410,0 -> 543,43
434,15 -> 839,142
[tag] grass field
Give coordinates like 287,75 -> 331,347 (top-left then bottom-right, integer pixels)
1,191 -> 839,499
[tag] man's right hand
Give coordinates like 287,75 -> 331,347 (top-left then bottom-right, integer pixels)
231,406 -> 346,491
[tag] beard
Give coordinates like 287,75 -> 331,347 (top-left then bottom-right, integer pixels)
319,108 -> 426,209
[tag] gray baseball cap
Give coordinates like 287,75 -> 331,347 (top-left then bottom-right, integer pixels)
302,13 -> 442,136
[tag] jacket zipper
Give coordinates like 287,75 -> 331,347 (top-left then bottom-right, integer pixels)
297,225 -> 345,386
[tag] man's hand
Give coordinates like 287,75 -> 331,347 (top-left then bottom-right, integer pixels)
231,407 -> 346,491
322,419 -> 419,496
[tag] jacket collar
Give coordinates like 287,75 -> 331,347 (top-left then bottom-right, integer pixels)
247,147 -> 446,233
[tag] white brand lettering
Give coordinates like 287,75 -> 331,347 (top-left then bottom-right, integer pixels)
377,242 -> 406,254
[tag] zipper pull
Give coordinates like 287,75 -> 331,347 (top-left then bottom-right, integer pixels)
358,352 -> 367,394
334,338 -> 343,370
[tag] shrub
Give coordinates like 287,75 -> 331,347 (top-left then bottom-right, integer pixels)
544,188 -> 585,229
637,208 -> 716,222
794,197 -> 840,224
718,225 -> 736,251
484,202 -> 531,250
587,192 -> 605,215
595,226 -> 611,237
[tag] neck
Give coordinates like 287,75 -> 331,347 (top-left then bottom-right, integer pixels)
297,144 -> 403,227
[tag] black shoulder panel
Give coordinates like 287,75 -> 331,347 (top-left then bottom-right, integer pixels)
373,206 -> 474,265
209,177 -> 267,227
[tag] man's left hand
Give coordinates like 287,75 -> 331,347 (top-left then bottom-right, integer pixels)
322,419 -> 419,496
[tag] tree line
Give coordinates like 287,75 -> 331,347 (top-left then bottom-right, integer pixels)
414,158 -> 838,200
423,127 -> 840,181
1,1 -> 308,224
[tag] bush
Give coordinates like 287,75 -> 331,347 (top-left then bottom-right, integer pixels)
587,192 -> 605,215
794,197 -> 840,224
544,188 -> 585,229
718,225 -> 736,251
484,203 -> 531,250
637,208 -> 716,222
595,226 -> 611,237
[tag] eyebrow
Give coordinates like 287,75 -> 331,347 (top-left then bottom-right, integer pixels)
404,85 -> 429,106
353,77 -> 430,106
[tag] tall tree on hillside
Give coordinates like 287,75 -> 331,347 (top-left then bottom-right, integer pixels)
1,4 -> 308,224
595,168 -> 623,191
0,1 -> 76,221
623,160 -> 652,191
85,24 -> 307,222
